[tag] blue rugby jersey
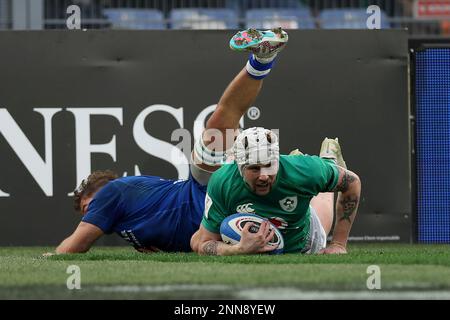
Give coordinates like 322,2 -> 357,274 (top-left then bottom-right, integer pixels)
81,175 -> 206,252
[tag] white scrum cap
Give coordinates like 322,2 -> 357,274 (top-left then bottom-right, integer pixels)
233,127 -> 280,176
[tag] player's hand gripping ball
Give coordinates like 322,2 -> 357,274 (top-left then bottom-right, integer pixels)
220,213 -> 284,254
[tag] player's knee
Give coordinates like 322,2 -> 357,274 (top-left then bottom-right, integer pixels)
205,104 -> 244,129
193,131 -> 234,167
205,115 -> 226,131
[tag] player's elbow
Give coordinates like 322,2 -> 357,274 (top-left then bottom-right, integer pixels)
55,246 -> 89,254
346,170 -> 362,194
190,231 -> 214,255
352,173 -> 362,190
55,238 -> 91,254
62,246 -> 90,254
190,231 -> 201,253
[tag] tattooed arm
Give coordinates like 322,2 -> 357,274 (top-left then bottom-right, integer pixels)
190,225 -> 236,255
190,222 -> 276,256
321,167 -> 361,254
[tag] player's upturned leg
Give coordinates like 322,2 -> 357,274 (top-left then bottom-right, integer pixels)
206,27 -> 289,136
319,137 -> 347,169
310,192 -> 334,235
193,28 -> 289,174
229,27 -> 288,61
310,137 -> 347,235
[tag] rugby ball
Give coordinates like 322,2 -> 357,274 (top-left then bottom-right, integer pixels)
220,213 -> 284,254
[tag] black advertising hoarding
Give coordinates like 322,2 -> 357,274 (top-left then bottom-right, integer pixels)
0,30 -> 410,245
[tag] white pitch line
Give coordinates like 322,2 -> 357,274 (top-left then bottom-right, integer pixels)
92,285 -> 450,300
93,284 -> 232,293
236,288 -> 450,300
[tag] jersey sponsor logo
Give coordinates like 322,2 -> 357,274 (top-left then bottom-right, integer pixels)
279,196 -> 298,212
204,193 -> 213,219
236,203 -> 255,214
268,217 -> 288,229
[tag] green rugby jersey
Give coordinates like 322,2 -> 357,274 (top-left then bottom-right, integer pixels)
202,154 -> 339,252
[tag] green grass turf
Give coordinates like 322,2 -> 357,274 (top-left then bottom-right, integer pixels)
0,244 -> 449,299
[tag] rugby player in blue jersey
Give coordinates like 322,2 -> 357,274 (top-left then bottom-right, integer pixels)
49,28 -> 289,254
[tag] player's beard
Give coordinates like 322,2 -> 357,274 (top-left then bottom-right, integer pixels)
253,180 -> 272,195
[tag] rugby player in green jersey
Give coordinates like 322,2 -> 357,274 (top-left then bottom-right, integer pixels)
190,29 -> 361,256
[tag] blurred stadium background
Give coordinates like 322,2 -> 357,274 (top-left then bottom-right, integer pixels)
0,0 -> 448,243
0,0 -> 448,244
0,0 -> 448,35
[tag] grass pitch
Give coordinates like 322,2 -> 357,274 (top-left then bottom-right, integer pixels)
1,244 -> 449,299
